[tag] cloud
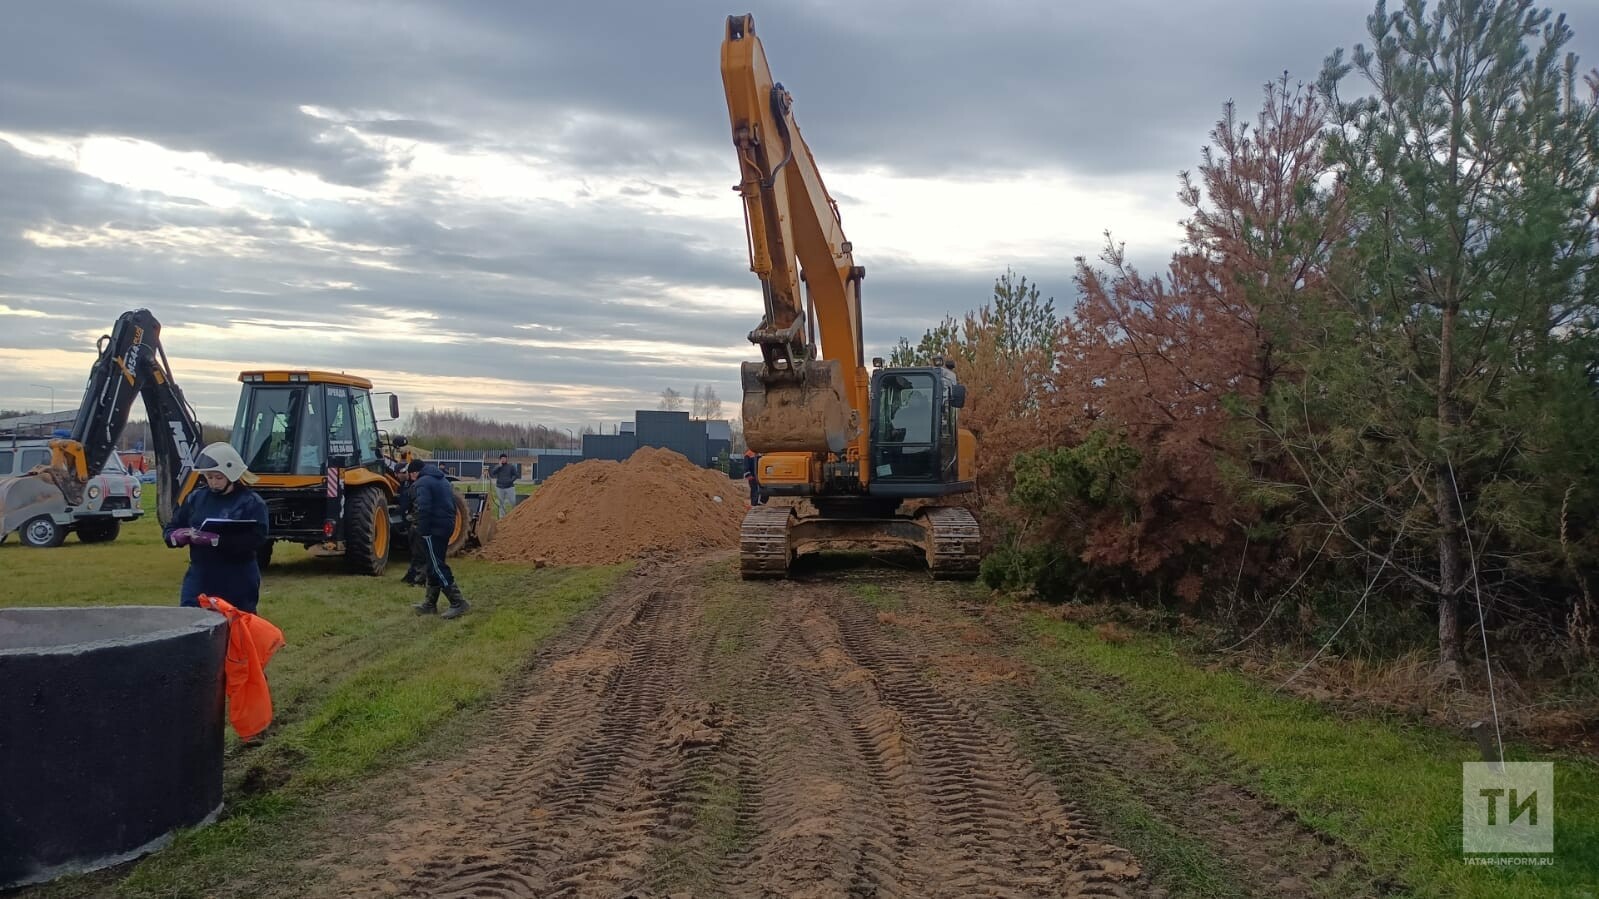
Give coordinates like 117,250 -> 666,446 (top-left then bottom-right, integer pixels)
1,0 -> 1595,433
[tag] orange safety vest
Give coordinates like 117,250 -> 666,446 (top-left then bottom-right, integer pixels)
197,594 -> 285,741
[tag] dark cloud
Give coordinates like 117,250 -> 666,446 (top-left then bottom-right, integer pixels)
2,0 -> 1596,429
10,0 -> 1590,184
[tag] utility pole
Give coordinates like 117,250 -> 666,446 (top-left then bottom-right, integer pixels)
30,384 -> 55,414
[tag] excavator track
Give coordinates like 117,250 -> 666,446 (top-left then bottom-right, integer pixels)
920,505 -> 982,580
739,504 -> 794,579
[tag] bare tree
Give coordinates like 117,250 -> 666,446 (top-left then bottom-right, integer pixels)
660,387 -> 684,411
691,384 -> 723,420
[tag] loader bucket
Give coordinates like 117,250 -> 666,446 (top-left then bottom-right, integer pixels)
0,476 -> 68,540
741,359 -> 859,455
463,490 -> 497,549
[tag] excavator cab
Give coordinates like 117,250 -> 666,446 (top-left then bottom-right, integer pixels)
867,365 -> 969,492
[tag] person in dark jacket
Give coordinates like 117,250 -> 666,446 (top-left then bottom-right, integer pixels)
487,453 -> 519,519
743,448 -> 764,507
164,443 -> 271,614
407,459 -> 469,618
396,471 -> 427,586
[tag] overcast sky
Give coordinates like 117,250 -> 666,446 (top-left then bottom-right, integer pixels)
2,0 -> 1595,437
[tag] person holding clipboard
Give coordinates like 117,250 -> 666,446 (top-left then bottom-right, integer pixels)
164,443 -> 271,614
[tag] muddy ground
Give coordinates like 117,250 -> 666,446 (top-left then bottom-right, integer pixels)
280,554 -> 1388,898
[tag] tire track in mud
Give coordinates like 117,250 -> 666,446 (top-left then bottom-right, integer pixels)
320,557 -> 1145,898
821,589 -> 1142,898
881,575 -> 1398,898
690,576 -> 1145,899
325,558 -> 719,899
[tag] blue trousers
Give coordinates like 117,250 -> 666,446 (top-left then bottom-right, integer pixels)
421,534 -> 455,588
181,563 -> 261,614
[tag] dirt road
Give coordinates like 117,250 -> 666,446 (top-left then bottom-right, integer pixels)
311,555 -> 1375,898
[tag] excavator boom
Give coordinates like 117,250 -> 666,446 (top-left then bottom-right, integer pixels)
721,13 -> 864,457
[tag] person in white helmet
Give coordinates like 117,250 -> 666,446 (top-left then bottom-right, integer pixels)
163,442 -> 271,613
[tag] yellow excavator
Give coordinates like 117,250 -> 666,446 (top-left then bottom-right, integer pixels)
720,14 -> 981,579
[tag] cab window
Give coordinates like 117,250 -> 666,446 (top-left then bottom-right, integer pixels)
326,387 -> 359,466
352,393 -> 380,465
872,372 -> 938,480
20,448 -> 50,471
236,386 -> 324,475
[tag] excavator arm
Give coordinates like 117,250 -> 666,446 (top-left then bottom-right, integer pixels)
1,310 -> 203,535
722,13 -> 866,457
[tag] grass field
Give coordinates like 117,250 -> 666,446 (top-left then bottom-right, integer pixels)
1018,614 -> 1599,899
7,494 -> 1595,897
3,492 -> 622,897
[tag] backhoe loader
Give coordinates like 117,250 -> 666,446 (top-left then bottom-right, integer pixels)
0,309 -> 205,545
720,14 -> 981,578
231,370 -> 474,574
0,310 -> 477,575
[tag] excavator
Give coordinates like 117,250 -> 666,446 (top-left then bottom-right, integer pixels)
0,309 -> 206,542
720,14 -> 981,579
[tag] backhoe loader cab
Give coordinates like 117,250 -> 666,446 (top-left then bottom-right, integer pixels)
231,371 -> 467,575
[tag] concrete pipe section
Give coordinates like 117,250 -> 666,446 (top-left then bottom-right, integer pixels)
0,606 -> 228,889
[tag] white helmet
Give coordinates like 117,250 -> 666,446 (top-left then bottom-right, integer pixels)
195,442 -> 255,484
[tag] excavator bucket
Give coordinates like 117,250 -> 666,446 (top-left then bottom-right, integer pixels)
0,475 -> 68,541
741,359 -> 859,455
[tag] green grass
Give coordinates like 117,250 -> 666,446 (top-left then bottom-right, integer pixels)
1025,615 -> 1599,899
850,581 -> 903,611
4,492 -> 622,897
993,689 -> 1255,897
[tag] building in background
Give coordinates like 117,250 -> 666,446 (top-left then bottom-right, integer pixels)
420,412 -> 737,484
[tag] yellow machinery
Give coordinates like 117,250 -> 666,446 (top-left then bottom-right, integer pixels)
0,310 -> 206,544
0,310 -> 478,575
232,370 -> 470,573
721,14 -> 981,578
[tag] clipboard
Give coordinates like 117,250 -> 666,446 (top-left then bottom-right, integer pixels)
200,517 -> 260,534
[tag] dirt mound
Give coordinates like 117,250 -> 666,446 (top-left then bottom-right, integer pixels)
480,447 -> 745,565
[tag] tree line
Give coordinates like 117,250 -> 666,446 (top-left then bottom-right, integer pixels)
897,0 -> 1599,677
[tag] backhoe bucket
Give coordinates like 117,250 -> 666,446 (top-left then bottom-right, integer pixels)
741,359 -> 859,455
0,475 -> 67,539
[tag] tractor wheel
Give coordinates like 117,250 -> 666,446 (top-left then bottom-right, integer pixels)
20,515 -> 66,548
257,541 -> 275,568
344,486 -> 392,576
446,493 -> 470,555
77,519 -> 121,544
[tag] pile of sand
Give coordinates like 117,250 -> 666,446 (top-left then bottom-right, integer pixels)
480,446 -> 746,565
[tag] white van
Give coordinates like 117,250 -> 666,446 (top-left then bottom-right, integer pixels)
0,442 -> 145,546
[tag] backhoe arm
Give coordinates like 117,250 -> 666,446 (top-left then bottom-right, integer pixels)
54,309 -> 203,525
722,13 -> 866,456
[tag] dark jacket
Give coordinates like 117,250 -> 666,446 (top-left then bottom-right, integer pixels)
489,461 -> 519,489
411,464 -> 457,538
743,453 -> 758,479
165,484 -> 270,612
396,477 -> 414,519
